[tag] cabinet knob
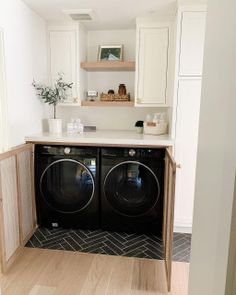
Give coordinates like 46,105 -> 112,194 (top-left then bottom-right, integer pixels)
177,164 -> 181,169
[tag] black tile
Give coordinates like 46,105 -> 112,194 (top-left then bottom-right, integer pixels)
104,241 -> 124,256
26,227 -> 191,262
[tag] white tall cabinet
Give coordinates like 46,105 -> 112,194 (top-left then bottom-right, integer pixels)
179,12 -> 206,76
135,21 -> 171,107
173,7 -> 207,232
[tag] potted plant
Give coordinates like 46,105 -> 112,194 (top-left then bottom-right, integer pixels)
33,73 -> 73,134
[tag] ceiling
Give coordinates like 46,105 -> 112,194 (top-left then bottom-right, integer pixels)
22,0 -> 177,30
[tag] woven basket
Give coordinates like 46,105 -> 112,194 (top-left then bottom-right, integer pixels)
100,93 -> 130,102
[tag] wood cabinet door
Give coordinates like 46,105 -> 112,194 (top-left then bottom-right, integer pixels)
17,145 -> 37,245
162,147 -> 177,291
179,11 -> 206,76
0,144 -> 36,272
136,26 -> 169,106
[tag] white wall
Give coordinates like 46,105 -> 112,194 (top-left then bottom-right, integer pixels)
0,0 -> 47,147
188,0 -> 236,294
86,29 -> 136,99
57,106 -> 168,131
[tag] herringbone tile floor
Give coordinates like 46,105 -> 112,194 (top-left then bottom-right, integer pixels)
26,228 -> 191,262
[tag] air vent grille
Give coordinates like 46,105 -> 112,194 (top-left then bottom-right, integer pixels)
69,14 -> 92,21
63,9 -> 95,21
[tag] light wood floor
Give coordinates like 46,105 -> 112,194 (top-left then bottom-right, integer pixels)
0,248 -> 189,295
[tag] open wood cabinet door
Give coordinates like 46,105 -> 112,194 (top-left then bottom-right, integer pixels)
0,143 -> 36,273
162,147 -> 177,292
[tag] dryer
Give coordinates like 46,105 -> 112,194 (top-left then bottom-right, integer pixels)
35,145 -> 99,229
101,147 -> 165,234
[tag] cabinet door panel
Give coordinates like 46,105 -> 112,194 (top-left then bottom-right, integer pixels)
174,80 -> 202,229
179,12 -> 206,76
0,156 -> 20,263
163,148 -> 176,292
17,148 -> 36,244
49,31 -> 77,101
0,144 -> 35,273
137,27 -> 169,105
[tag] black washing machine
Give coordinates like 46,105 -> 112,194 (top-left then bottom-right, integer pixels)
35,145 -> 99,229
101,147 -> 165,234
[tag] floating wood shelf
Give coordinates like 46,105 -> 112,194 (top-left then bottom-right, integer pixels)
81,101 -> 134,107
81,61 -> 135,71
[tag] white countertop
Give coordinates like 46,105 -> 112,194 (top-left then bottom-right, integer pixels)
25,130 -> 173,147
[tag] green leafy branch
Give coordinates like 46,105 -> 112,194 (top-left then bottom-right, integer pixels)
32,73 -> 73,118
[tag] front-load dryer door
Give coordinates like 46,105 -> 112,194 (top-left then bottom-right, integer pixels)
40,159 -> 95,213
104,161 -> 160,216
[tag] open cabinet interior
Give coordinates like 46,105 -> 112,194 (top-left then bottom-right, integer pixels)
0,143 -> 177,291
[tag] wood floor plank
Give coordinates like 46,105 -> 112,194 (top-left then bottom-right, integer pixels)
79,254 -> 119,295
131,259 -> 167,294
0,248 -> 189,295
28,285 -> 57,295
106,256 -> 134,295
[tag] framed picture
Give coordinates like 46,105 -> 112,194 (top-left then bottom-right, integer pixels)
98,45 -> 123,61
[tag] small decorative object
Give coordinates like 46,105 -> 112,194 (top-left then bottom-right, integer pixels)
143,113 -> 168,136
33,73 -> 73,134
143,122 -> 168,135
86,90 -> 98,101
135,121 -> 144,134
100,93 -> 130,102
118,84 -> 127,96
100,84 -> 130,102
98,45 -> 123,61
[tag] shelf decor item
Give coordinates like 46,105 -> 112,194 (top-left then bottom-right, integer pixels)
100,84 -> 130,102
143,122 -> 168,135
135,121 -> 144,134
86,90 -> 98,101
33,73 -> 73,134
100,93 -> 130,102
98,45 -> 123,61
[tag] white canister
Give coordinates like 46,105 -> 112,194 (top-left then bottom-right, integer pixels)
48,119 -> 62,134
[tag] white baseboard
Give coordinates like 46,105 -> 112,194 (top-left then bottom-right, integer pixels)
174,220 -> 192,233
174,225 -> 192,234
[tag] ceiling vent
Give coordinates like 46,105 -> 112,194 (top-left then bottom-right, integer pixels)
63,9 -> 96,21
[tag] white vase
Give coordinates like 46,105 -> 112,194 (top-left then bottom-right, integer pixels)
48,119 -> 62,134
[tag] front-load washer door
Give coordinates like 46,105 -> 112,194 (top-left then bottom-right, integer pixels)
40,159 -> 95,213
103,161 -> 160,217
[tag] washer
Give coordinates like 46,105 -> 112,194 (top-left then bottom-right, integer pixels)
101,148 -> 165,234
35,145 -> 99,229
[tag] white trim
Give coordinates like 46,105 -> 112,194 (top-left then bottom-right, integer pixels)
174,218 -> 193,233
0,28 -> 9,152
174,225 -> 192,234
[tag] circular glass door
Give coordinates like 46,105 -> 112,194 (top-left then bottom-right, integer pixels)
104,161 -> 160,216
40,159 -> 95,213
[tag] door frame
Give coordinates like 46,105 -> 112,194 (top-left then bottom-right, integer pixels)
0,27 -> 9,152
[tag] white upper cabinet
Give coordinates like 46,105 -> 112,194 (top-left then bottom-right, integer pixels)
179,11 -> 207,76
135,24 -> 170,106
49,28 -> 77,102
